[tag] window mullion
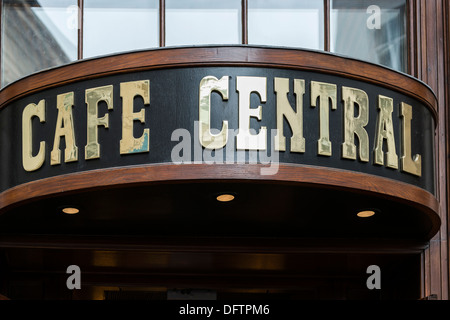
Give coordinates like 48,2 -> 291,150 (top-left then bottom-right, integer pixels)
324,0 -> 330,51
78,0 -> 84,59
160,0 -> 165,47
242,0 -> 248,44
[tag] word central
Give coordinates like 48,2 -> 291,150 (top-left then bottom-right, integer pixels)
21,75 -> 422,177
199,76 -> 421,177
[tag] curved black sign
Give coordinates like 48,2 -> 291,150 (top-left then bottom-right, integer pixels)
0,66 -> 436,194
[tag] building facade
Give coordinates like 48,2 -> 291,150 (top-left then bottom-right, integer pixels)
0,0 -> 448,300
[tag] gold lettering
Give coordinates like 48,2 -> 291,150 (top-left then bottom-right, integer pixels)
198,76 -> 229,149
400,102 -> 421,176
341,87 -> 369,162
236,76 -> 267,150
85,85 -> 113,160
120,80 -> 150,154
22,99 -> 46,171
18,76 -> 425,179
274,78 -> 305,153
374,95 -> 398,169
311,81 -> 337,156
51,92 -> 78,165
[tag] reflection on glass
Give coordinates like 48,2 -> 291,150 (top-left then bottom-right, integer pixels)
331,0 -> 407,72
83,0 -> 158,59
1,0 -> 78,87
166,0 -> 241,46
248,0 -> 324,50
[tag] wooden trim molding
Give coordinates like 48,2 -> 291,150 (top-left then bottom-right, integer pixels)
0,46 -> 440,241
0,163 -> 441,238
0,46 -> 439,121
0,234 -> 429,254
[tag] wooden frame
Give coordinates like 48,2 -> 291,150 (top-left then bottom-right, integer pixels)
159,0 -> 165,47
412,0 -> 450,300
74,0 -> 324,50
0,163 -> 441,240
0,47 -> 440,241
0,46 -> 438,118
77,0 -> 83,59
0,0 -> 411,88
0,233 -> 429,253
324,0 -> 330,51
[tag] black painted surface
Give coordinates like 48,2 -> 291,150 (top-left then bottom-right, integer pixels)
0,67 -> 436,194
0,181 -> 435,240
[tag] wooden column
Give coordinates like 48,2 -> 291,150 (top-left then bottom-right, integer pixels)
417,0 -> 449,300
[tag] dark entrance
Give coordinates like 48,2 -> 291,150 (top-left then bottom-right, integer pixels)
0,236 -> 423,300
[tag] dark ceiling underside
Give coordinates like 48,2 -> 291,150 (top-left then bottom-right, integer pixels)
0,180 -> 434,240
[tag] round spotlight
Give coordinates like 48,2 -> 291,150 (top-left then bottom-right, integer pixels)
216,193 -> 235,202
357,210 -> 376,218
62,207 -> 79,215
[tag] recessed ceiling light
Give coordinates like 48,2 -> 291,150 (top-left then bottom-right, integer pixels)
62,207 -> 79,215
357,210 -> 376,218
216,193 -> 235,202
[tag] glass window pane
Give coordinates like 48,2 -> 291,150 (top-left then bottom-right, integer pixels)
166,0 -> 241,46
1,0 -> 78,87
83,0 -> 158,59
248,0 -> 324,50
331,0 -> 407,72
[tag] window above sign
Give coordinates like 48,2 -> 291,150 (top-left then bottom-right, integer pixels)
0,0 -> 407,88
83,0 -> 159,58
248,0 -> 324,50
1,0 -> 78,88
330,0 -> 407,75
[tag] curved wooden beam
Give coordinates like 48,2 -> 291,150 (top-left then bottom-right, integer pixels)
0,46 -> 438,121
0,163 -> 440,238
0,47 -> 440,240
